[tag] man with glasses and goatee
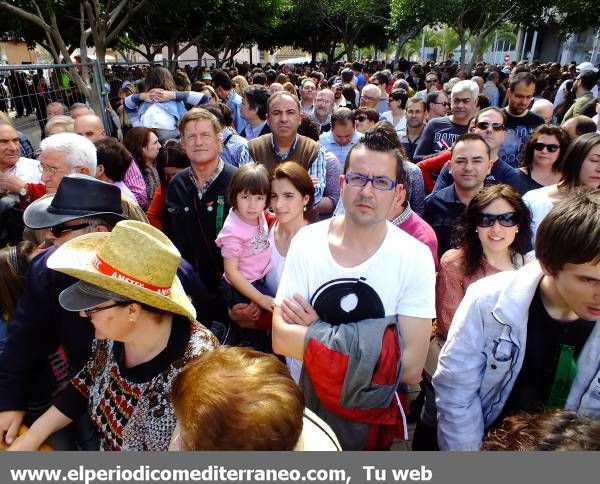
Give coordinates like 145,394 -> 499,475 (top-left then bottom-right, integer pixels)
272,131 -> 435,450
416,71 -> 441,102
431,108 -> 520,193
426,91 -> 450,121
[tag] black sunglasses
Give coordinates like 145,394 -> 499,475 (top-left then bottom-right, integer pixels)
476,121 -> 505,131
476,212 -> 519,228
355,115 -> 368,122
533,142 -> 560,153
50,222 -> 90,238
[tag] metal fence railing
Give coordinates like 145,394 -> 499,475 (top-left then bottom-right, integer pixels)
0,61 -> 104,154
1,58 -> 219,153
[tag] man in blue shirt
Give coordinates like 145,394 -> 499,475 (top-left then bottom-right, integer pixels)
319,108 -> 363,167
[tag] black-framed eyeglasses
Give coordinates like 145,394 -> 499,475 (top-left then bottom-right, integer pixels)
355,115 -> 369,122
476,212 -> 518,228
533,142 -> 560,153
50,223 -> 90,238
476,121 -> 505,132
345,172 -> 398,191
426,79 -> 439,83
83,302 -> 124,318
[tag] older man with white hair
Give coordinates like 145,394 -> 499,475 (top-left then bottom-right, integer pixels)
414,79 -> 480,160
38,132 -> 97,194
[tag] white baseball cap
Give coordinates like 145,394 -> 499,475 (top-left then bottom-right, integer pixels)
576,62 -> 598,73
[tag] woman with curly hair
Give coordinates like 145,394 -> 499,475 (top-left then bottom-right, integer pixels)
435,184 -> 532,339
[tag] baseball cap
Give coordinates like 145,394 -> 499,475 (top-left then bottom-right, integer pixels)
576,62 -> 598,73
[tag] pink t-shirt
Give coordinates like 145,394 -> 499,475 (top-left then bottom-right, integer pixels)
215,208 -> 272,283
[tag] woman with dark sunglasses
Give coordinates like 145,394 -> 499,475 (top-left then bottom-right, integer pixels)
518,125 -> 569,195
353,107 -> 379,134
413,184 -> 531,451
523,132 -> 600,245
435,184 -> 532,340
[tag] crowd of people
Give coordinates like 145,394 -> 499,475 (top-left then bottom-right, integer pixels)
0,56 -> 599,452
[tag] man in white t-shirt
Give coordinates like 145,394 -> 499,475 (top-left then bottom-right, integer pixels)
272,133 -> 436,449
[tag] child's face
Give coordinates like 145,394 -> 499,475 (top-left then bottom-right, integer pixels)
235,191 -> 267,225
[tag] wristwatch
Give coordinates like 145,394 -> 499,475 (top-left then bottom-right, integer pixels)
19,185 -> 28,197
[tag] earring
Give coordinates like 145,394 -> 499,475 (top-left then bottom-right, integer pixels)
475,229 -> 478,233
303,205 -> 307,212
515,229 -> 519,233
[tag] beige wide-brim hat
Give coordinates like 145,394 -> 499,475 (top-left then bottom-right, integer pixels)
47,220 -> 196,320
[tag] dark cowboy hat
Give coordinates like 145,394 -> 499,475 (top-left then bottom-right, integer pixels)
24,174 -> 126,229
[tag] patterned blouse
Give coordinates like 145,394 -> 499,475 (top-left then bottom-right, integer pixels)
54,317 -> 218,450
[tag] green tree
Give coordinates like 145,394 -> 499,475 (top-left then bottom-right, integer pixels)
389,0 -> 438,60
0,0 -> 150,99
303,0 -> 391,61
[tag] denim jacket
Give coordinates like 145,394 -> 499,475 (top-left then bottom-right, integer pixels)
433,262 -> 600,450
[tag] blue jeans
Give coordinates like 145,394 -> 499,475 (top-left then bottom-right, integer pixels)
219,277 -> 274,308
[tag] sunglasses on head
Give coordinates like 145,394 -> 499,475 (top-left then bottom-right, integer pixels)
355,115 -> 368,122
476,121 -> 505,131
533,142 -> 560,153
476,212 -> 518,228
50,222 -> 89,238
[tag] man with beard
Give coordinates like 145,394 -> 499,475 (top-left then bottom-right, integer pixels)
400,97 -> 427,161
498,73 -> 544,168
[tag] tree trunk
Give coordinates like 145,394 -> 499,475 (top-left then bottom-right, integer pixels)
465,34 -> 485,74
395,26 -> 426,61
195,43 -> 204,68
166,37 -> 179,71
94,44 -> 107,64
344,40 -> 353,62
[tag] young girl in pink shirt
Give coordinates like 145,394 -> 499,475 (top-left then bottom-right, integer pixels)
216,163 -> 274,313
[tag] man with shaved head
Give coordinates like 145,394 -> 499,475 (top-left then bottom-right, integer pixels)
73,113 -> 147,207
359,84 -> 380,110
74,114 -> 106,142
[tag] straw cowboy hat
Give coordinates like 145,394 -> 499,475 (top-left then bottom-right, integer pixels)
47,220 -> 196,320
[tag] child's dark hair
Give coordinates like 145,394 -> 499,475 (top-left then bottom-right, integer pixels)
227,163 -> 271,209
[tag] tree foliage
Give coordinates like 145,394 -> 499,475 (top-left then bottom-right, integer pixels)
1,0 -> 598,70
